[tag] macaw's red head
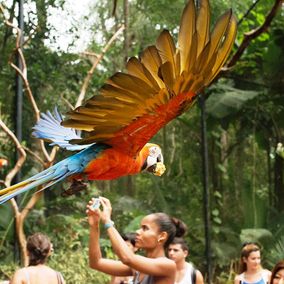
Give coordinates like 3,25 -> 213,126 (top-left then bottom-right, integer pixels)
141,143 -> 166,176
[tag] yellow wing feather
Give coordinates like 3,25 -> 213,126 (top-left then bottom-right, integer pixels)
196,0 -> 210,57
62,0 -> 237,155
178,0 -> 196,72
156,30 -> 178,79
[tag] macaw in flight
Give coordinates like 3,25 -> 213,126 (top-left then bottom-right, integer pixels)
0,0 -> 237,204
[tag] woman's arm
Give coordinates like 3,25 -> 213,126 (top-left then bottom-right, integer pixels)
100,198 -> 176,278
196,270 -> 204,284
106,225 -> 175,276
87,199 -> 132,277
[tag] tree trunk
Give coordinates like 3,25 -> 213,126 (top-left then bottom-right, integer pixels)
274,154 -> 284,212
267,140 -> 273,206
15,212 -> 28,266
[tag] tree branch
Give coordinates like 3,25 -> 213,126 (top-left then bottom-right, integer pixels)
225,0 -> 283,69
0,7 -> 58,163
75,24 -> 125,108
22,146 -> 45,166
237,0 -> 262,26
0,119 -> 26,188
0,5 -> 60,265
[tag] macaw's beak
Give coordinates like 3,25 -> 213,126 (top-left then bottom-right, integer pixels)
146,162 -> 166,176
141,144 -> 166,176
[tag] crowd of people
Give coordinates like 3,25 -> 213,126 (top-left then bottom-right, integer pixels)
2,196 -> 283,284
86,196 -> 282,284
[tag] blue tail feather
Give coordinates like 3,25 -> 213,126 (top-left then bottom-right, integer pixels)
0,143 -> 110,204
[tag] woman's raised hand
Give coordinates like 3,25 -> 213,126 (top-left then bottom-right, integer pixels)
99,197 -> 113,224
86,198 -> 101,227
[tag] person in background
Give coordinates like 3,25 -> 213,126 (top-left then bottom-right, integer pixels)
168,237 -> 204,284
110,232 -> 137,284
234,242 -> 271,284
87,196 -> 188,284
10,233 -> 65,284
270,260 -> 284,284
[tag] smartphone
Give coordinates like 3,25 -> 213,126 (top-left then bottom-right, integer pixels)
91,198 -> 100,210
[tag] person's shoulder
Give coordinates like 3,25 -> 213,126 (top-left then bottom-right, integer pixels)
262,269 -> 272,278
10,268 -> 27,283
13,267 -> 28,275
195,269 -> 204,283
234,273 -> 242,281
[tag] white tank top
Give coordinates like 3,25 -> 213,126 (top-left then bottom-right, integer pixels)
176,262 -> 195,284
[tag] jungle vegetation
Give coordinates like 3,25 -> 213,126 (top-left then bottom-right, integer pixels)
0,0 -> 283,283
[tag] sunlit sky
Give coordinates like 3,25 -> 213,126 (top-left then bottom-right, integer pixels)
46,0 -> 95,52
4,0 -> 96,52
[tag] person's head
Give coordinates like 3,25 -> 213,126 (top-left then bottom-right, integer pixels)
270,260 -> 284,284
122,232 -> 137,252
239,242 -> 261,273
168,237 -> 189,264
27,233 -> 52,266
135,213 -> 186,251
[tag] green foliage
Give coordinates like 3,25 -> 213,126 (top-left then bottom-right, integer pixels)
240,228 -> 273,247
50,245 -> 110,284
267,235 -> 284,267
0,0 -> 284,283
206,81 -> 259,120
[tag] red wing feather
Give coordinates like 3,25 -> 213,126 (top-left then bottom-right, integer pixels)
106,91 -> 195,155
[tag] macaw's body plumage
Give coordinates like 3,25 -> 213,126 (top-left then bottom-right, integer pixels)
0,0 -> 237,204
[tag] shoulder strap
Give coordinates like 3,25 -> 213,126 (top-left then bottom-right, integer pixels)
190,263 -> 196,284
56,271 -> 64,284
133,271 -> 140,284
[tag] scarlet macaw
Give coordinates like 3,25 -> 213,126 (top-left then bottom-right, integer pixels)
0,0 -> 237,204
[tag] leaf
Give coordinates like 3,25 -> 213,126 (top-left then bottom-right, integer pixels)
240,228 -> 273,245
212,208 -> 220,216
206,83 -> 259,119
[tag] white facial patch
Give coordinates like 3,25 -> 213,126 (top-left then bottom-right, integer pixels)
146,146 -> 164,169
149,146 -> 161,158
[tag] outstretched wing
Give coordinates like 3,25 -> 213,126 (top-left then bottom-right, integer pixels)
62,0 -> 237,156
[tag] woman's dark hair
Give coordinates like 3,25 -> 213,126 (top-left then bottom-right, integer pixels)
270,260 -> 284,284
170,237 -> 189,252
122,232 -> 136,247
239,243 -> 261,273
152,213 -> 187,248
27,233 -> 51,266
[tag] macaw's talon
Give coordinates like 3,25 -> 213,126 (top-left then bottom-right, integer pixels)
61,180 -> 88,197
